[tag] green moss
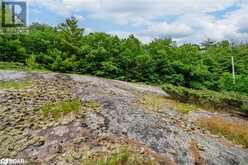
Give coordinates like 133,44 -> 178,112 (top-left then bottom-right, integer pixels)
42,99 -> 83,119
0,80 -> 32,90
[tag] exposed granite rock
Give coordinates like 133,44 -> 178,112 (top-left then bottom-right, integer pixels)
0,70 -> 248,165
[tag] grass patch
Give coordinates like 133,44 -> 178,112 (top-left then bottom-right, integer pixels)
162,84 -> 248,114
0,80 -> 32,90
139,94 -> 167,112
0,62 -> 27,71
0,61 -> 49,73
138,93 -> 198,114
84,146 -> 156,165
197,116 -> 248,148
42,99 -> 83,119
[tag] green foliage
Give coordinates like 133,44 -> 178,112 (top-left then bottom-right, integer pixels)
0,17 -> 248,96
162,84 -> 248,113
219,73 -> 248,94
0,35 -> 27,62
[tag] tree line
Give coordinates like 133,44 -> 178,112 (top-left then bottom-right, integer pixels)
0,17 -> 248,94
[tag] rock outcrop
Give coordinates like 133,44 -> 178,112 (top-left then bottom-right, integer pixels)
0,70 -> 248,165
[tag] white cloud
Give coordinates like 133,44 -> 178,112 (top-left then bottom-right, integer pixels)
28,0 -> 239,18
28,0 -> 248,43
143,22 -> 193,38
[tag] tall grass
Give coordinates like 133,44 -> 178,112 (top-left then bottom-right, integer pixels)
198,116 -> 248,148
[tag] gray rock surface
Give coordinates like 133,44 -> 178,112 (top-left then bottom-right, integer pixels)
0,70 -> 248,165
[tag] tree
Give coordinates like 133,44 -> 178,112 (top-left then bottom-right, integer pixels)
119,35 -> 142,81
57,17 -> 84,55
0,17 -> 248,95
200,38 -> 216,50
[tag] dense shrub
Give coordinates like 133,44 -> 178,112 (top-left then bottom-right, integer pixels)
162,84 -> 248,114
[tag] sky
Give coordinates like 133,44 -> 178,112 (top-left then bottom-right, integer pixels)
24,0 -> 248,43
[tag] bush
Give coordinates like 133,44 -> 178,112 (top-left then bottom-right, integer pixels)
219,73 -> 248,94
162,84 -> 248,114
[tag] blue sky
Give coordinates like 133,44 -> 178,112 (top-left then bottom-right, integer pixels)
25,0 -> 248,43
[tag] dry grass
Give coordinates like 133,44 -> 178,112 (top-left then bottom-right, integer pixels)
197,116 -> 248,148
